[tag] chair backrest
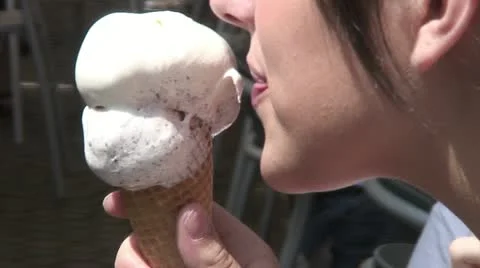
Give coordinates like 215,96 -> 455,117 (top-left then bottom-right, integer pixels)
361,178 -> 436,230
0,10 -> 23,32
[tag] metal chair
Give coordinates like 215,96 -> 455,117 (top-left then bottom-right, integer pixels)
221,73 -> 315,267
279,194 -> 314,268
129,0 -> 144,12
361,178 -> 435,230
360,179 -> 436,267
359,243 -> 415,268
0,0 -> 154,198
223,108 -> 314,268
139,0 -> 207,21
191,0 -> 208,20
1,0 -> 23,143
1,0 -> 65,197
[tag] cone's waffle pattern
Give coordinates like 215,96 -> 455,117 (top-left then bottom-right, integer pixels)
122,131 -> 213,268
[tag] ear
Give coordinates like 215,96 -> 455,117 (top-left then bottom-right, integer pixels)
410,0 -> 479,72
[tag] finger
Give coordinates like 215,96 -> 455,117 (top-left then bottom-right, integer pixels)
115,235 -> 150,268
450,237 -> 480,268
177,203 -> 278,268
103,191 -> 127,218
177,203 -> 241,268
211,204 -> 278,268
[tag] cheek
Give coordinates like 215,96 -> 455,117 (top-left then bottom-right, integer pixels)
258,46 -> 404,193
259,76 -> 376,193
253,0 -> 409,192
267,36 -> 373,147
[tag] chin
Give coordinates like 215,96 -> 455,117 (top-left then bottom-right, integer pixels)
259,160 -> 353,194
259,134 -> 371,194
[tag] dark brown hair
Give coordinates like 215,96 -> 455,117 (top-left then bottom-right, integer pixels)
316,1 -> 406,105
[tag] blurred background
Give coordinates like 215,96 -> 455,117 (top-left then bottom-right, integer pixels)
0,1 -> 437,267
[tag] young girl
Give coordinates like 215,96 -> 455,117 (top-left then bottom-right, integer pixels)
103,0 -> 480,267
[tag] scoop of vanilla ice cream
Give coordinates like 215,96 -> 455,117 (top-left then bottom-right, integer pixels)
75,11 -> 243,190
76,11 -> 243,134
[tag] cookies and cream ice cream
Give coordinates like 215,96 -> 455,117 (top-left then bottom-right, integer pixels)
75,11 -> 243,190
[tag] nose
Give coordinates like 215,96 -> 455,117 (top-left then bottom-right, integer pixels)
209,0 -> 254,31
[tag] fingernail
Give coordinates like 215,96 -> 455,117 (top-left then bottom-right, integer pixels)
183,207 -> 211,240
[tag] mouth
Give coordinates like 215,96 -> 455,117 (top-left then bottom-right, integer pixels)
248,67 -> 268,107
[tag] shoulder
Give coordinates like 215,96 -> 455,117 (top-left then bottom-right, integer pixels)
407,202 -> 473,268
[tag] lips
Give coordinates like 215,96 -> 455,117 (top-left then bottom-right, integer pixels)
249,68 -> 268,107
251,81 -> 268,107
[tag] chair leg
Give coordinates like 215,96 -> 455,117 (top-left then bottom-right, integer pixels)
233,156 -> 258,218
212,132 -> 224,175
279,194 -> 314,268
257,187 -> 276,240
6,0 -> 23,144
215,21 -> 228,33
129,0 -> 143,13
191,0 -> 207,21
8,27 -> 23,144
225,117 -> 258,219
21,0 -> 65,198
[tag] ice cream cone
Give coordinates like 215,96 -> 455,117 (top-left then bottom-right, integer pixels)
75,10 -> 243,268
121,135 -> 213,268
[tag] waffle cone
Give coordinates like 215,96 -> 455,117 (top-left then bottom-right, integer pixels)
121,138 -> 213,268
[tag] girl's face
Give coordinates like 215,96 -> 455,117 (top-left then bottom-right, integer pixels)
210,0 -> 436,193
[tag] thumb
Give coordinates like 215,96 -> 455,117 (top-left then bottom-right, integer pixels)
450,236 -> 480,268
177,203 -> 240,268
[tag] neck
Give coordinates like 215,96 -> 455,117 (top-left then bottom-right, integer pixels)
438,136 -> 480,235
402,114 -> 480,236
